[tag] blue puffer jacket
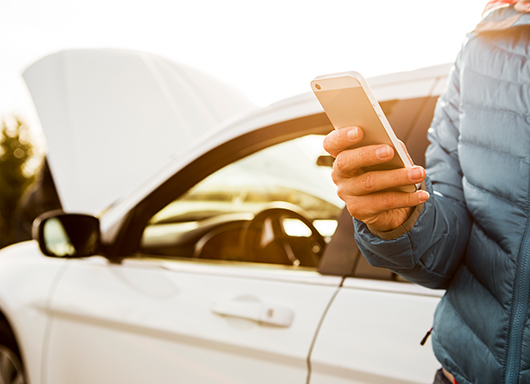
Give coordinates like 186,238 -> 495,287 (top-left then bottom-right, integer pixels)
354,7 -> 530,384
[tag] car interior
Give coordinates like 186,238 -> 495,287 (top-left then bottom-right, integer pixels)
131,94 -> 439,283
139,133 -> 340,266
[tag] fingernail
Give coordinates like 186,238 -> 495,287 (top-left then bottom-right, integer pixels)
375,145 -> 391,159
418,190 -> 430,203
347,128 -> 359,141
408,167 -> 425,182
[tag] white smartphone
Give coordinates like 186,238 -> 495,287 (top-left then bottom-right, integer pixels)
311,71 -> 418,193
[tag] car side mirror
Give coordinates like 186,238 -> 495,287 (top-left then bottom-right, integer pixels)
33,211 -> 100,258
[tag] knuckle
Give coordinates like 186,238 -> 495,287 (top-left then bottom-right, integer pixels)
336,178 -> 364,203
380,192 -> 395,208
346,199 -> 368,221
336,184 -> 348,200
333,153 -> 348,172
331,170 -> 341,185
337,184 -> 357,203
343,197 -> 359,213
336,187 -> 346,201
359,173 -> 377,193
346,203 -> 360,219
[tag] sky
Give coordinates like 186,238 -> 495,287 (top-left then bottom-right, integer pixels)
0,0 -> 487,143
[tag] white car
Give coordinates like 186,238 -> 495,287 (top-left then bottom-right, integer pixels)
0,49 -> 450,384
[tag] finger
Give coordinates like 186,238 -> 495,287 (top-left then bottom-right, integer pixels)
323,126 -> 364,157
339,166 -> 426,195
344,189 -> 430,220
333,144 -> 394,177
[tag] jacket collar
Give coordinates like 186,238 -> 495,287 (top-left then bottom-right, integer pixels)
474,2 -> 530,32
484,0 -> 518,15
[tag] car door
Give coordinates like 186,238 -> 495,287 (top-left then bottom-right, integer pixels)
309,261 -> 443,384
44,257 -> 341,384
44,132 -> 344,384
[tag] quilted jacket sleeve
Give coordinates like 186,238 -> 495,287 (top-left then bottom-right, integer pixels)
354,52 -> 472,290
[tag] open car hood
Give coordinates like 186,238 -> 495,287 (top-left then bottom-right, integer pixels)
23,49 -> 256,215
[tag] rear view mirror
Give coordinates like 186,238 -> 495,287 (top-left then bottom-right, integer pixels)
33,211 -> 100,257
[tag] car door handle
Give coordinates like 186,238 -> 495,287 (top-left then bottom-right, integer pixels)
211,299 -> 294,327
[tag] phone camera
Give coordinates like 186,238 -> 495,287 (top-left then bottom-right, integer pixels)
315,84 -> 321,90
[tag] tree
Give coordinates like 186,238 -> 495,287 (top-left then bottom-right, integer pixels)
0,115 -> 39,248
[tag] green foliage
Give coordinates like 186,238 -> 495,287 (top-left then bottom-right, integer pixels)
0,115 -> 38,248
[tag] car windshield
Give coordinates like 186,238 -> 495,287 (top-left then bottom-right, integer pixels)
141,134 -> 345,260
148,134 -> 343,226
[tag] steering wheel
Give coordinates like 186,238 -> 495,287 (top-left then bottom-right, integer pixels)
240,203 -> 326,267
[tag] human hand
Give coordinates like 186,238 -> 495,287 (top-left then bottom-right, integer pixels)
323,126 -> 430,232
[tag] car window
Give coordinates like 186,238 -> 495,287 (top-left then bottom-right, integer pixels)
139,134 -> 344,268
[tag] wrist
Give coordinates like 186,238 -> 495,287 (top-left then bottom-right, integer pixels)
367,181 -> 427,240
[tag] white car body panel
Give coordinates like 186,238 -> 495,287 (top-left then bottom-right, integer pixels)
310,279 -> 443,384
23,49 -> 256,215
0,242 -> 67,384
368,63 -> 451,101
45,257 -> 341,383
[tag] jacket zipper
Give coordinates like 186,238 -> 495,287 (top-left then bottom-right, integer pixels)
505,227 -> 530,384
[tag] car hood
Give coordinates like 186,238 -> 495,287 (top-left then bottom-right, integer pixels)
23,49 -> 256,215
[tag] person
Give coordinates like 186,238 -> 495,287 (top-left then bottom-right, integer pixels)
323,1 -> 530,383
